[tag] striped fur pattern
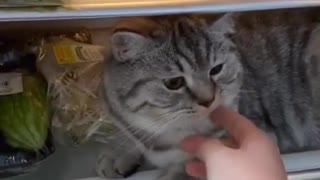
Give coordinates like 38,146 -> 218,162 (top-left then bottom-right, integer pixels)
101,8 -> 320,179
233,10 -> 320,153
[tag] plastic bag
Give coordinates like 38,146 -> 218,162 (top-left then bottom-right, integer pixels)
37,32 -> 118,146
0,41 -> 54,178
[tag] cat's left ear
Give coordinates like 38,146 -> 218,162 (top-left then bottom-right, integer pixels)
209,13 -> 235,34
111,31 -> 152,62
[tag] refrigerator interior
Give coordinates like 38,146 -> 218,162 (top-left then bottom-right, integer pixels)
1,6 -> 320,180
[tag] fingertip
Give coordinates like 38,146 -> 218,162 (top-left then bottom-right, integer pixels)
185,161 -> 206,178
210,106 -> 262,143
210,106 -> 231,125
211,105 -> 225,114
197,139 -> 227,159
182,135 -> 207,154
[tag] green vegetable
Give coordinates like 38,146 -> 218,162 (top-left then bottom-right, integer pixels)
0,73 -> 50,151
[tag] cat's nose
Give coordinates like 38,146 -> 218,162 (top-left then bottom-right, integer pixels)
198,97 -> 214,108
188,75 -> 216,108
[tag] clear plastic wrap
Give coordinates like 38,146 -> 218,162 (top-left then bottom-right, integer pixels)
37,31 -> 118,146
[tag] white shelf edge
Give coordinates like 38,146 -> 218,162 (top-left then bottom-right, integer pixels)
288,170 -> 320,180
283,150 -> 320,173
0,0 -> 319,22
75,150 -> 320,180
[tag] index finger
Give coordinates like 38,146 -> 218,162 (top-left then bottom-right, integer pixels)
211,106 -> 265,144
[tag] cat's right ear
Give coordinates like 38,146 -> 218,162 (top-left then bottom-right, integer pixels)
111,31 -> 150,62
209,13 -> 235,34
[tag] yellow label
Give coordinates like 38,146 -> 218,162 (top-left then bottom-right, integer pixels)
53,45 -> 78,65
53,44 -> 105,65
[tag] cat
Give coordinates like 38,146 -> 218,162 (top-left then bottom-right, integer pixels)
98,8 -> 320,180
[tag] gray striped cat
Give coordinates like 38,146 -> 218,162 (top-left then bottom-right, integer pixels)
98,9 -> 320,180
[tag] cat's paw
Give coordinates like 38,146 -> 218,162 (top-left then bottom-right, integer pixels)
96,150 -> 142,178
113,152 -> 142,177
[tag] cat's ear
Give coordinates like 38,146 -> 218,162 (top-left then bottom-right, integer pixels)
111,31 -> 151,62
209,13 -> 235,34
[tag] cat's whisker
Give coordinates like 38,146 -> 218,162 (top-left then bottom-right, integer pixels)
108,110 -> 176,143
141,112 -> 185,146
140,110 -> 188,145
145,109 -> 193,132
118,114 -> 177,156
113,120 -> 170,151
113,110 -> 183,152
121,110 -> 191,155
192,112 -> 211,123
110,112 -> 169,141
134,111 -> 181,144
137,121 -> 174,148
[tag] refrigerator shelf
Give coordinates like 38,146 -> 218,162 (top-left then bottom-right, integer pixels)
0,0 -> 319,22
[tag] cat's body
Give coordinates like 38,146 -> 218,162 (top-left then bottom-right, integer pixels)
99,8 -> 320,179
233,11 -> 320,152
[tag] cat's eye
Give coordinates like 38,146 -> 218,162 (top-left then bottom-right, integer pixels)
210,64 -> 224,76
163,77 -> 185,90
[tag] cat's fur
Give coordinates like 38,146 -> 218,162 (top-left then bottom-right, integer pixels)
99,8 -> 320,180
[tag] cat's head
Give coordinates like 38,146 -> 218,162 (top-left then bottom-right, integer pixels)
105,14 -> 243,132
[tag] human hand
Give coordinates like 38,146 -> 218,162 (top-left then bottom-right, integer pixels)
182,106 -> 287,180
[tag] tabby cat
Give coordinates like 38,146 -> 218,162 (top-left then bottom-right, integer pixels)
98,8 -> 320,180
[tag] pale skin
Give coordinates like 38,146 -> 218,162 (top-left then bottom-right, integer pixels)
182,106 -> 288,180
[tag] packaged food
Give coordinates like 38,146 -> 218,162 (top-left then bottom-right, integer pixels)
0,42 -> 54,178
0,0 -> 62,9
37,32 -> 118,146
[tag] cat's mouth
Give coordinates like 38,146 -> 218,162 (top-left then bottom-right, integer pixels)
209,90 -> 222,110
213,128 -> 227,138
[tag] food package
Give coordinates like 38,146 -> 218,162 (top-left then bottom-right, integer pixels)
0,0 -> 62,8
37,32 -> 118,146
0,41 -> 54,178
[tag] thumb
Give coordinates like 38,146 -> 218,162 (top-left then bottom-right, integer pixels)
182,136 -> 228,160
198,139 -> 230,161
